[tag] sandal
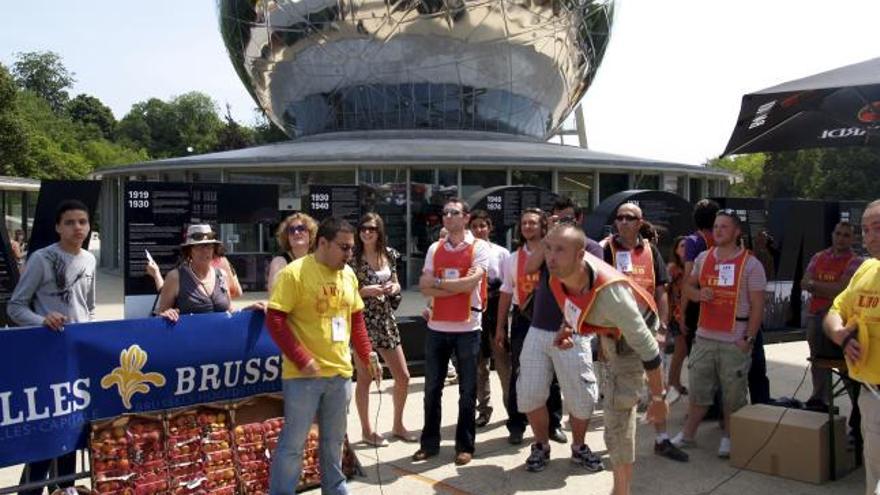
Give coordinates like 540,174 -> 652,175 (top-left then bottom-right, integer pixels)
392,430 -> 419,443
362,432 -> 388,447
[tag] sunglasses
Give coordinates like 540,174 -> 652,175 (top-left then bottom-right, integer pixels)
189,232 -> 216,241
359,225 -> 378,233
442,208 -> 463,217
288,224 -> 308,235
615,214 -> 641,223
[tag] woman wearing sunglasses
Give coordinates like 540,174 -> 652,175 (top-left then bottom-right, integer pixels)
267,213 -> 318,291
155,224 -> 262,321
349,212 -> 417,446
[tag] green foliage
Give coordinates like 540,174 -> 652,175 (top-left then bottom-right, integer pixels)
12,51 -> 75,113
714,148 -> 880,201
67,94 -> 117,139
0,63 -> 29,177
707,154 -> 766,197
0,52 -> 291,180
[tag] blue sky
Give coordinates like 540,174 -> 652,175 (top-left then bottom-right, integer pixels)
2,0 -> 880,164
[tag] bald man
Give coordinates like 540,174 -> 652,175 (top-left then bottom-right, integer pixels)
546,222 -> 667,495
602,202 -> 686,462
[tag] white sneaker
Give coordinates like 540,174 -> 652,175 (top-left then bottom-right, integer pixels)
670,432 -> 694,448
718,437 -> 731,458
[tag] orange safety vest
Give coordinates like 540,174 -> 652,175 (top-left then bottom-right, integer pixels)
431,241 -> 476,322
549,252 -> 658,339
697,247 -> 750,333
516,248 -> 540,305
610,238 -> 656,295
809,249 -> 855,314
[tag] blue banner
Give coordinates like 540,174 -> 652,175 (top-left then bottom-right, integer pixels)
0,311 -> 281,467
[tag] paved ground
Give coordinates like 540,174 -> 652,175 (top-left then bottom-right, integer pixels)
0,269 -> 867,494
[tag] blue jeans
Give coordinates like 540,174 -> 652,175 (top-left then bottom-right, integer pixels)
270,376 -> 352,495
421,329 -> 480,454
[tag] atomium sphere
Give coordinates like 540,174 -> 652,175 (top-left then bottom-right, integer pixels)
218,0 -> 613,140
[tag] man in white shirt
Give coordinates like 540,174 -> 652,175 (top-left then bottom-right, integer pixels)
414,198 -> 489,466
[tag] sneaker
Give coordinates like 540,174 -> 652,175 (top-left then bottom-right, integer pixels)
654,439 -> 689,462
570,444 -> 604,472
526,443 -> 550,472
718,437 -> 731,458
670,432 -> 695,448
476,410 -> 492,428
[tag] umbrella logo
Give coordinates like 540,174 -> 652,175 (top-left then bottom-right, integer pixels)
857,102 -> 880,123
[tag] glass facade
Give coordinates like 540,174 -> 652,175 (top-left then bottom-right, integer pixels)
633,174 -> 660,190
218,0 -> 615,139
689,177 -> 703,202
461,170 -> 507,201
558,171 -> 594,212
599,172 -> 628,202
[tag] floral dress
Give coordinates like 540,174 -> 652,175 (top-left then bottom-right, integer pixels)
350,247 -> 401,350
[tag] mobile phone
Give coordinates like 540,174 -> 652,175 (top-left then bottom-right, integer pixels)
145,249 -> 155,264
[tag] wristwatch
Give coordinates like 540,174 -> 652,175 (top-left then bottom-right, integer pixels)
432,278 -> 442,289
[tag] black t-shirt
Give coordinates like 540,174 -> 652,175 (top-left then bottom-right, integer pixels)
529,264 -> 564,332
602,237 -> 669,288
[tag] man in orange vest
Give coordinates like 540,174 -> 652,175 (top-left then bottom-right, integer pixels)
824,199 -> 880,495
546,222 -> 668,495
803,220 -> 863,409
601,202 -> 687,462
495,208 -> 565,445
414,197 -> 490,466
672,210 -> 767,458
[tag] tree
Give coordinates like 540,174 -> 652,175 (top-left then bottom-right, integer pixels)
67,94 -> 117,139
172,92 -> 222,154
214,103 -> 255,151
117,92 -> 223,158
0,63 -> 29,176
706,153 -> 766,197
12,51 -> 75,113
252,109 -> 289,145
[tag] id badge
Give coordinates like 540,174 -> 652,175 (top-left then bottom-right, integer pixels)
564,299 -> 582,329
616,251 -> 633,273
443,268 -> 460,280
331,316 -> 347,342
717,264 -> 735,287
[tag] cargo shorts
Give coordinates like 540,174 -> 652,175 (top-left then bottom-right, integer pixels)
600,336 -> 646,467
688,336 -> 751,413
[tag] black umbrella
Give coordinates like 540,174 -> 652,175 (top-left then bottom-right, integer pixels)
722,57 -> 880,156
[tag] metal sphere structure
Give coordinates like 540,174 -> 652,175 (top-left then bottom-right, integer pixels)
218,0 -> 614,139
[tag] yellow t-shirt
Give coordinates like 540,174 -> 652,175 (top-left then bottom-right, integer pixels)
829,258 -> 880,383
268,255 -> 365,379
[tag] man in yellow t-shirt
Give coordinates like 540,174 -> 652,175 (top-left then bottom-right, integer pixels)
265,217 -> 380,495
825,199 -> 880,495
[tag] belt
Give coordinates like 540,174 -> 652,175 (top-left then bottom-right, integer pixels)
735,317 -> 749,322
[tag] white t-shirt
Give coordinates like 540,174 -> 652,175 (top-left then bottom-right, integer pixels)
423,232 -> 490,332
485,241 -> 510,283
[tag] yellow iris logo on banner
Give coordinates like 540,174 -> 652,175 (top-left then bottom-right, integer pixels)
100,344 -> 166,409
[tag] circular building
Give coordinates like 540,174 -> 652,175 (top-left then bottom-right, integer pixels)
95,0 -> 733,287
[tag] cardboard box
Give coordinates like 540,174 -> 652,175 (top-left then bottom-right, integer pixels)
730,404 -> 854,484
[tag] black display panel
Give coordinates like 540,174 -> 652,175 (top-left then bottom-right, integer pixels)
467,185 -> 558,247
28,180 -> 102,256
123,182 -> 278,296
